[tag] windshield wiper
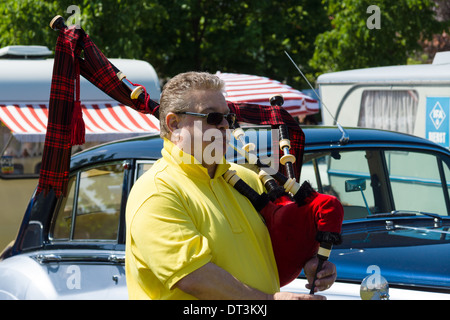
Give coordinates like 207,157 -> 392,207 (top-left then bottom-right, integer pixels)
390,210 -> 443,221
368,210 -> 443,220
368,210 -> 443,224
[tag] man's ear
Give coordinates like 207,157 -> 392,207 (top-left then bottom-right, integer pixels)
166,112 -> 179,133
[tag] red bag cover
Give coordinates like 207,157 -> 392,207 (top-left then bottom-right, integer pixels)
260,192 -> 344,287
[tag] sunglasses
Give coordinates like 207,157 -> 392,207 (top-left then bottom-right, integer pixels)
176,111 -> 236,127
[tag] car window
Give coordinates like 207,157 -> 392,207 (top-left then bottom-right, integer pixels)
303,148 -> 450,220
135,161 -> 155,181
51,162 -> 126,241
51,177 -> 76,239
386,150 -> 449,214
303,150 -> 376,220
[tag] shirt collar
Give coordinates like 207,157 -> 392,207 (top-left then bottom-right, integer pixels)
162,138 -> 230,180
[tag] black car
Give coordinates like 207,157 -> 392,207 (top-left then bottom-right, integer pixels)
0,126 -> 449,299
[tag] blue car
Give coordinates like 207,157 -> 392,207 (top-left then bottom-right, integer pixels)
0,126 -> 449,299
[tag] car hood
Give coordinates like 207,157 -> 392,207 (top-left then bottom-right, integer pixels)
330,217 -> 450,291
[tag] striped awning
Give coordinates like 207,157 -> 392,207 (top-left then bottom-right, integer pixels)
0,103 -> 159,142
216,72 -> 319,117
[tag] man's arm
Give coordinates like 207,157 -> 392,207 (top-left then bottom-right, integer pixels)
174,262 -> 326,300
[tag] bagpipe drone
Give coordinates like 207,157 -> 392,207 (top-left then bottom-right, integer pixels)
43,15 -> 344,290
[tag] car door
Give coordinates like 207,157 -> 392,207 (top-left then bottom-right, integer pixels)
21,161 -> 132,299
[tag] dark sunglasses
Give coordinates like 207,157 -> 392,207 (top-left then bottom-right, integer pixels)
176,111 -> 236,126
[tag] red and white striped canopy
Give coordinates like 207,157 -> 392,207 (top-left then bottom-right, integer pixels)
215,72 -> 319,117
0,103 -> 159,142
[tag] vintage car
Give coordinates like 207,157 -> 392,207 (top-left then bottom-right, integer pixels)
0,126 -> 449,300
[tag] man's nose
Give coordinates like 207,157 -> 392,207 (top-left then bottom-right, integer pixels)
217,116 -> 229,130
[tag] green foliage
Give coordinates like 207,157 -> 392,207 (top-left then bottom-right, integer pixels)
137,0 -> 330,88
0,0 -> 147,59
309,0 -> 447,74
0,0 -> 447,87
0,0 -> 330,88
0,1 -> 62,47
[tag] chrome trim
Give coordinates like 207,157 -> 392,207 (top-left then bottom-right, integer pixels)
392,225 -> 450,235
108,254 -> 125,263
35,253 -> 61,263
34,253 -> 125,264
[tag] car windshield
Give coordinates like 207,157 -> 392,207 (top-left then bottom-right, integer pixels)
302,148 -> 450,220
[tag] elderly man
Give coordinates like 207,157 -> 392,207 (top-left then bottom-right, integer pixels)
125,71 -> 336,300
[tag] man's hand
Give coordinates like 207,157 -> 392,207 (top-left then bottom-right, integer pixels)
303,257 -> 337,293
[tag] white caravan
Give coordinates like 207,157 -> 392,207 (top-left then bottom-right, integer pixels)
317,51 -> 450,148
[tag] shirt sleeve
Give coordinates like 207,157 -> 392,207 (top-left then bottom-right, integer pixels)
129,185 -> 212,290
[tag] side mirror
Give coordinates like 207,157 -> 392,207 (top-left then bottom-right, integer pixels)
345,178 -> 366,192
345,178 -> 371,215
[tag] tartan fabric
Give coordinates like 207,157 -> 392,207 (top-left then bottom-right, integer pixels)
228,101 -> 305,181
37,26 -> 159,197
37,26 -> 82,197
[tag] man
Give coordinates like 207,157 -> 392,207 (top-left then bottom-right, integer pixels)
125,71 -> 336,300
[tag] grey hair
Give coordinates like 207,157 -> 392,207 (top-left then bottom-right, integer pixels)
158,71 -> 225,138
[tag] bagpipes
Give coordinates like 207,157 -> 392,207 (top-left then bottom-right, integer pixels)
225,95 -> 344,289
46,15 -> 343,291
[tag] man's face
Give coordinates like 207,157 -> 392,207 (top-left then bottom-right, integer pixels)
175,89 -> 231,166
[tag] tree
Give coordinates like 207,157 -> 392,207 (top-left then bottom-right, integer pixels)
0,1 -> 62,48
0,0 -> 143,59
412,0 -> 450,63
137,0 -> 330,88
309,0 -> 447,74
0,0 -> 330,89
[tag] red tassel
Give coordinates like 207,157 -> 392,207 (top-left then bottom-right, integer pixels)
71,101 -> 85,145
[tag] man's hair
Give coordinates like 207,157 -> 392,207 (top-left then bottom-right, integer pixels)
159,71 -> 225,138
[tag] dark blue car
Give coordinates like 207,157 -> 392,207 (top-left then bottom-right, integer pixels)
0,126 -> 449,299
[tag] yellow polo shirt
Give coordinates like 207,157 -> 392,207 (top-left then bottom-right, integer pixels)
125,139 -> 279,299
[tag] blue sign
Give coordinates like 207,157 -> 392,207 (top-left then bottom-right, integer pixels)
426,97 -> 450,148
